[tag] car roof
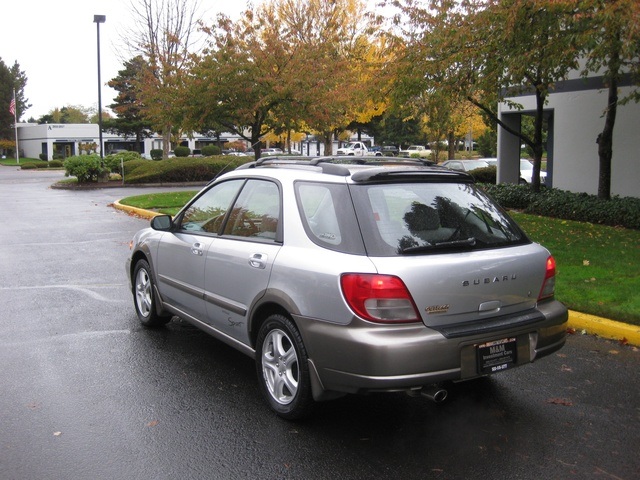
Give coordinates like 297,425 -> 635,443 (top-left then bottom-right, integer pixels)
229,156 -> 473,184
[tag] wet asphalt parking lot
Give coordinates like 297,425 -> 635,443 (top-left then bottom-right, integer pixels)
0,167 -> 638,480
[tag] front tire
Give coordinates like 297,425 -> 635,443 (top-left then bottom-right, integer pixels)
256,314 -> 314,420
133,259 -> 171,327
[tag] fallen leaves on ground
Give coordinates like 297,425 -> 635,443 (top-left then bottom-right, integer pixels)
547,398 -> 574,406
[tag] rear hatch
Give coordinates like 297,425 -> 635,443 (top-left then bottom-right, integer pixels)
367,244 -> 549,327
347,169 -> 549,328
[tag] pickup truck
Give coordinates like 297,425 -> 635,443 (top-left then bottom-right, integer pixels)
336,141 -> 382,156
398,145 -> 432,158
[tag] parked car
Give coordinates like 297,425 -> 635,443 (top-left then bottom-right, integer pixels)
336,142 -> 382,156
399,145 -> 432,158
482,159 -> 547,184
519,159 -> 547,184
127,157 -> 567,419
440,159 -> 490,172
262,148 -> 284,156
382,145 -> 399,156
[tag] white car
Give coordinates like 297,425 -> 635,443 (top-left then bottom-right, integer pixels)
399,145 -> 432,158
262,148 -> 284,156
483,159 -> 547,184
519,159 -> 547,184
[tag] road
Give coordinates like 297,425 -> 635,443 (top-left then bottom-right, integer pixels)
0,167 -> 638,480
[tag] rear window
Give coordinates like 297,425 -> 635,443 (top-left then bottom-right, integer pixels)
351,182 -> 528,256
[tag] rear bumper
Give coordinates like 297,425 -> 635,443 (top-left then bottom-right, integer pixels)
294,300 -> 567,397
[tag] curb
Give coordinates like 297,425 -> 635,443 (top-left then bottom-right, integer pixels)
113,200 -> 639,347
113,200 -> 162,219
568,311 -> 639,346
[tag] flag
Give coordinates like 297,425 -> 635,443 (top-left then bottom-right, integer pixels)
9,97 -> 16,116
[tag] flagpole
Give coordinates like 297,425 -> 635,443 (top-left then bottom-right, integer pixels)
11,89 -> 19,164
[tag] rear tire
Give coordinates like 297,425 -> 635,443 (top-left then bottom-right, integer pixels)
256,314 -> 314,420
133,259 -> 171,327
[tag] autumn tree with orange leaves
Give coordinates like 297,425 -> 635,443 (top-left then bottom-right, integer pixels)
182,0 -> 386,158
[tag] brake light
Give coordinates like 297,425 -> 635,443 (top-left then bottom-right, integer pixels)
538,256 -> 556,300
340,274 -> 420,323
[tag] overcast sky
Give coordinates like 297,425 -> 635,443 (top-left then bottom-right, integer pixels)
2,0 -> 247,120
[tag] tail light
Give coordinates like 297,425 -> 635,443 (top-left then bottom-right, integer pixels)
340,274 -> 420,323
538,256 -> 556,301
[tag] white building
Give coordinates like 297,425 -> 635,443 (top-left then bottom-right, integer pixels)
14,123 -> 375,159
14,123 -> 246,159
497,69 -> 639,198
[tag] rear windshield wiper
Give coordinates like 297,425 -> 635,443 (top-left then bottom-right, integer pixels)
400,237 -> 477,254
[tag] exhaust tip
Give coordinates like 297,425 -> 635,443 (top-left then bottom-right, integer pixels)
420,386 -> 448,403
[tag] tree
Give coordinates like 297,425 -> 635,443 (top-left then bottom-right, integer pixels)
278,0 -> 382,154
122,0 -> 203,158
183,0 -> 387,158
394,0 -> 583,191
1,58 -> 29,139
105,56 -> 154,152
580,0 -> 640,199
185,0 -> 317,158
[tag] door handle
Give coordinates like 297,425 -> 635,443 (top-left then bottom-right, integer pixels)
191,242 -> 203,256
248,253 -> 267,269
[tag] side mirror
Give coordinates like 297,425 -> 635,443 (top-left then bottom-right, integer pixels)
150,214 -> 173,231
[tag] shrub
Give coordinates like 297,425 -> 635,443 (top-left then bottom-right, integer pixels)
123,157 -> 249,184
201,145 -> 221,156
470,166 -> 497,184
104,151 -> 142,173
63,155 -> 109,183
174,146 -> 191,157
150,149 -> 163,160
48,160 -> 64,168
481,183 -> 640,230
21,160 -> 47,169
39,154 -> 48,161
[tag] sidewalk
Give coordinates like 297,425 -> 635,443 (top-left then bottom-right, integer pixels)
113,200 -> 640,347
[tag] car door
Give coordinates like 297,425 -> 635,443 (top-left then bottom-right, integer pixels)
154,179 -> 245,321
203,179 -> 282,344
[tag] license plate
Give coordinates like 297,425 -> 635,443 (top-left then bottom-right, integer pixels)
477,337 -> 517,374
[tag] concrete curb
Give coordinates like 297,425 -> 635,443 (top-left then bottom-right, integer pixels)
113,200 -> 162,219
568,311 -> 640,346
113,200 -> 639,347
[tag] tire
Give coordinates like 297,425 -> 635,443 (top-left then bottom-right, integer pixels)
255,314 -> 314,420
132,259 -> 171,327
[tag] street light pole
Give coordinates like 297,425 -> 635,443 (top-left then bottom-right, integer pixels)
94,15 -> 106,162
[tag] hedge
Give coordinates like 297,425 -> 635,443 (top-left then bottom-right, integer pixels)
481,183 -> 640,230
122,156 -> 250,184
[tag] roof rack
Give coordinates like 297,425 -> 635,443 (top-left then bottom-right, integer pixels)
233,155 -> 470,181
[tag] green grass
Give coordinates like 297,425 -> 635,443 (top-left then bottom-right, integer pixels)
120,192 -> 640,325
0,157 -> 41,166
511,212 -> 640,325
119,191 -> 197,216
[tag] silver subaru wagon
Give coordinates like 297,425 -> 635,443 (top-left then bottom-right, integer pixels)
126,157 -> 567,419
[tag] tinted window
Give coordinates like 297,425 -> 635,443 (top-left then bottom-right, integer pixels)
223,179 -> 281,240
352,182 -> 528,256
178,179 -> 244,233
295,182 -> 365,255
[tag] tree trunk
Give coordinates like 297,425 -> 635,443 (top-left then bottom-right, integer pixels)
323,130 -> 333,155
530,84 -> 547,193
596,28 -> 621,201
447,131 -> 456,160
597,78 -> 617,200
162,126 -> 171,158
